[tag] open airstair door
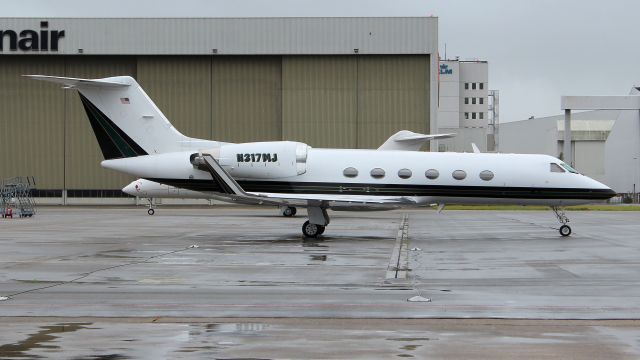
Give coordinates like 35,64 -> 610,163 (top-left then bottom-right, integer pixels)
190,153 -> 250,197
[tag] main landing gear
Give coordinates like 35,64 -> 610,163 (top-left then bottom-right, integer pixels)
281,206 -> 297,217
301,206 -> 330,238
551,206 -> 571,237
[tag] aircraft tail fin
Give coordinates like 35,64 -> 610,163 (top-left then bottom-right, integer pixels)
25,75 -> 190,160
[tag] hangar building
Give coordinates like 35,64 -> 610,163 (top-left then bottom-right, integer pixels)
0,17 -> 439,203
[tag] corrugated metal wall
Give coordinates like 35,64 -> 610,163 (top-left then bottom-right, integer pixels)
357,55 -> 430,149
212,56 -> 282,143
0,56 -> 65,189
0,54 -> 430,192
282,56 -> 357,148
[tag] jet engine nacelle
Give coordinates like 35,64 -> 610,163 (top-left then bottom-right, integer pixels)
212,141 -> 310,179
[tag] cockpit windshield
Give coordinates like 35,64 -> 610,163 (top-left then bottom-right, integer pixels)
550,163 -> 565,173
550,162 -> 578,174
560,162 -> 579,174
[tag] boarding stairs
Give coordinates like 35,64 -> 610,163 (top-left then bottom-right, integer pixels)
1,176 -> 36,218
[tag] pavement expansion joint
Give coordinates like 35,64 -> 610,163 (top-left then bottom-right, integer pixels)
385,213 -> 410,281
2,245 -> 199,301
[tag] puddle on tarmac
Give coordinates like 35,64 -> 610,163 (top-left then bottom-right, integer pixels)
0,322 -> 270,359
0,323 -> 95,359
387,337 -> 432,342
309,254 -> 328,261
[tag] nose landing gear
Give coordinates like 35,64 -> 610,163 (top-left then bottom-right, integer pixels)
551,206 -> 571,236
281,206 -> 297,217
147,198 -> 155,215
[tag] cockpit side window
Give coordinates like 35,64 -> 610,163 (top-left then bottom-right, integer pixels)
550,163 -> 565,173
560,162 -> 579,174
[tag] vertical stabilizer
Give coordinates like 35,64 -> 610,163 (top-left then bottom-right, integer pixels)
25,75 -> 198,159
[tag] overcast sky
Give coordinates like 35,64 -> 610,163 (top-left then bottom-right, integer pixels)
5,0 -> 640,122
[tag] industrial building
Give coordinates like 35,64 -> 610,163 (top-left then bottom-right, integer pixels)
437,59 -> 498,153
0,17 -> 439,203
500,88 -> 640,196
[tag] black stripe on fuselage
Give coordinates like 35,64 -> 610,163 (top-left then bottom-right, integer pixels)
145,178 -> 616,200
79,93 -> 148,160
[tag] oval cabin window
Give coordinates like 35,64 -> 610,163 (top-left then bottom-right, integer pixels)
479,170 -> 494,181
398,168 -> 412,179
370,168 -> 386,179
343,167 -> 358,178
452,170 -> 467,180
425,169 -> 439,180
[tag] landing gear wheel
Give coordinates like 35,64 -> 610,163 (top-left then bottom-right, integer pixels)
148,208 -> 155,216
302,220 -> 321,238
283,206 -> 296,217
559,224 -> 571,237
317,225 -> 325,235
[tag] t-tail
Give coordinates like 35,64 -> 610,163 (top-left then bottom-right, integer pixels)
25,75 -> 220,159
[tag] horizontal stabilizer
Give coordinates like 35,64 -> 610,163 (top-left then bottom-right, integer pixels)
24,75 -> 131,88
378,130 -> 455,151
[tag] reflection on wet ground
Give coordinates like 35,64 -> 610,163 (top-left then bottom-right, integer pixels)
2,320 -> 640,359
0,323 -> 92,359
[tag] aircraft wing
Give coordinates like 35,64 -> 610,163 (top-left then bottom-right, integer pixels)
194,153 -> 416,209
378,130 -> 455,151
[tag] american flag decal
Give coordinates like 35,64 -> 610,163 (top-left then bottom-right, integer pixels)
120,97 -> 130,104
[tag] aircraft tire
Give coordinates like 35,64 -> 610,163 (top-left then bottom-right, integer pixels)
317,225 -> 325,235
559,224 -> 571,237
291,207 -> 297,216
302,220 -> 320,238
148,209 -> 155,216
283,207 -> 295,217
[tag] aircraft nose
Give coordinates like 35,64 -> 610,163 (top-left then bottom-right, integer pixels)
586,177 -> 617,199
122,181 -> 140,196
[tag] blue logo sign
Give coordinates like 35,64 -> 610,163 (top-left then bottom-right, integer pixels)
439,64 -> 453,75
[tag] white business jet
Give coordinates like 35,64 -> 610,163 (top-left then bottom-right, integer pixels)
27,75 -> 616,238
122,129 -> 456,217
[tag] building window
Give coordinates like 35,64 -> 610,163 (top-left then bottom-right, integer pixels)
472,112 -> 476,120
479,97 -> 484,105
343,167 -> 358,178
398,169 -> 412,179
472,83 -> 477,90
479,83 -> 484,90
464,97 -> 469,104
472,97 -> 476,105
479,170 -> 494,181
479,112 -> 484,120
425,169 -> 439,179
464,112 -> 469,119
452,170 -> 467,180
370,168 -> 385,179
465,83 -> 469,90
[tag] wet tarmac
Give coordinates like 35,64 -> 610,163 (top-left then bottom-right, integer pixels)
1,207 -> 640,358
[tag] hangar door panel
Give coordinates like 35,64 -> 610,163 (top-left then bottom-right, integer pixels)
212,56 -> 281,143
0,56 -> 65,189
282,56 -> 357,148
357,55 -> 430,149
